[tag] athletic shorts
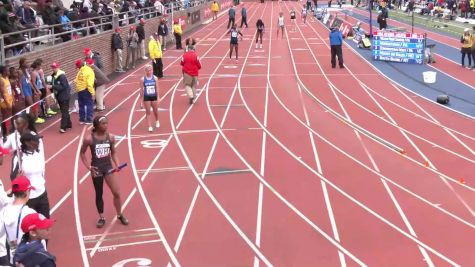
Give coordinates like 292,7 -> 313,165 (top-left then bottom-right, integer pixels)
144,95 -> 158,102
22,85 -> 32,98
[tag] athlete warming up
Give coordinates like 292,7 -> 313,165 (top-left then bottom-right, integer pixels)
277,12 -> 285,39
140,65 -> 160,132
256,19 -> 265,48
80,115 -> 129,228
227,24 -> 243,62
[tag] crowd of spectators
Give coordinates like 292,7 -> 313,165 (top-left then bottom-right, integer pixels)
0,0 -> 196,58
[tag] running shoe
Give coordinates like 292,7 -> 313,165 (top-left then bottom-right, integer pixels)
85,121 -> 93,125
148,126 -> 153,132
47,108 -> 57,116
79,121 -> 85,125
118,215 -> 129,225
35,117 -> 45,124
155,120 -> 160,128
189,97 -> 194,105
96,217 -> 106,228
59,128 -> 66,133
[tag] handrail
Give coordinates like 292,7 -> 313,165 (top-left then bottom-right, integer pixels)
0,0 -> 212,63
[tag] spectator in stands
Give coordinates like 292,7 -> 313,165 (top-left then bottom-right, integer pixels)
149,33 -> 163,78
58,8 -> 72,42
41,0 -> 57,25
461,28 -> 472,68
227,5 -> 235,29
50,62 -> 71,133
329,27 -> 344,68
86,58 -> 109,112
137,18 -> 148,60
154,0 -> 164,15
125,25 -> 139,69
157,17 -> 168,51
75,59 -> 95,124
3,176 -> 38,265
0,13 -> 27,55
16,1 -> 36,29
84,48 -> 104,70
13,213 -> 56,267
111,27 -> 125,72
173,19 -> 182,49
211,1 -> 219,20
0,65 -> 14,138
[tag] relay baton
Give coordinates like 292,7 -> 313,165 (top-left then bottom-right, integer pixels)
107,163 -> 128,174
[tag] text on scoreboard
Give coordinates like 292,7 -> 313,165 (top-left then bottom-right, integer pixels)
372,31 -> 425,64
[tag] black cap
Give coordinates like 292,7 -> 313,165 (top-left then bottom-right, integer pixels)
20,132 -> 43,143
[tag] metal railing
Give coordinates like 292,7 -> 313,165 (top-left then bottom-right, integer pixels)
0,0 -> 212,64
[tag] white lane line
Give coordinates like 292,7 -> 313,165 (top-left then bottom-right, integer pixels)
49,12 -> 237,216
45,137 -> 79,164
136,167 -> 190,173
73,126 -> 90,267
85,239 -> 163,251
173,2 -> 271,259
300,11 -> 475,219
127,95 -> 181,266
50,190 -> 72,215
83,228 -> 156,239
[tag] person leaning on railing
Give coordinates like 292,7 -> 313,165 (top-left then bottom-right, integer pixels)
111,27 -> 125,72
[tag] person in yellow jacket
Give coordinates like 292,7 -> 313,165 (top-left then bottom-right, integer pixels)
461,28 -> 473,68
211,1 -> 219,20
148,33 -> 163,78
173,20 -> 183,50
75,59 -> 95,124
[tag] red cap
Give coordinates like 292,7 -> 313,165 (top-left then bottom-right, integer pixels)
85,58 -> 94,66
75,59 -> 83,68
50,62 -> 60,68
12,176 -> 35,193
115,27 -> 121,33
139,18 -> 145,24
0,146 -> 10,155
174,19 -> 178,24
21,213 -> 54,233
83,48 -> 91,55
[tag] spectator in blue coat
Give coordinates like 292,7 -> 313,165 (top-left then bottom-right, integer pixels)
329,27 -> 344,68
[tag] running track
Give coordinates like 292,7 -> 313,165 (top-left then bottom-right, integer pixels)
2,1 -> 475,266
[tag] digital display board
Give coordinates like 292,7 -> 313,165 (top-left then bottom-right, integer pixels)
372,31 -> 425,64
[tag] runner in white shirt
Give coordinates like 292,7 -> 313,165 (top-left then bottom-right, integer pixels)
277,12 -> 285,39
2,176 -> 37,264
19,132 -> 49,219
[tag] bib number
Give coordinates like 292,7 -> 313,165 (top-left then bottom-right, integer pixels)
231,31 -> 238,38
95,143 -> 111,158
146,85 -> 156,95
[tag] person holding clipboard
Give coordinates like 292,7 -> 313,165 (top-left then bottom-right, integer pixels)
80,115 -> 129,228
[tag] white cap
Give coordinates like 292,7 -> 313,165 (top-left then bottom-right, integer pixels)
465,28 -> 470,32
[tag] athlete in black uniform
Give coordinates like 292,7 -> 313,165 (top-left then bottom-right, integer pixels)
80,115 -> 128,228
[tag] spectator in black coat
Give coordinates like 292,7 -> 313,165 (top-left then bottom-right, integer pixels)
50,62 -> 71,133
112,28 -> 125,72
41,0 -> 57,25
137,18 -> 147,59
157,18 -> 168,51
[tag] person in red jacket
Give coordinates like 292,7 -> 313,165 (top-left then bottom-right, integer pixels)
181,38 -> 202,105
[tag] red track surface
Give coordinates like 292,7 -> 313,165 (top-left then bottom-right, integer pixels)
3,2 -> 475,266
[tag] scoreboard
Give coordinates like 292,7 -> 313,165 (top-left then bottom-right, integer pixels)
372,31 -> 425,64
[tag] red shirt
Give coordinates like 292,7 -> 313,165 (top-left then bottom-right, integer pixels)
181,50 -> 201,77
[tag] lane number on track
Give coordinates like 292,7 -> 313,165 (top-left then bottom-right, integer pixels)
113,258 -> 152,267
140,139 -> 168,149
